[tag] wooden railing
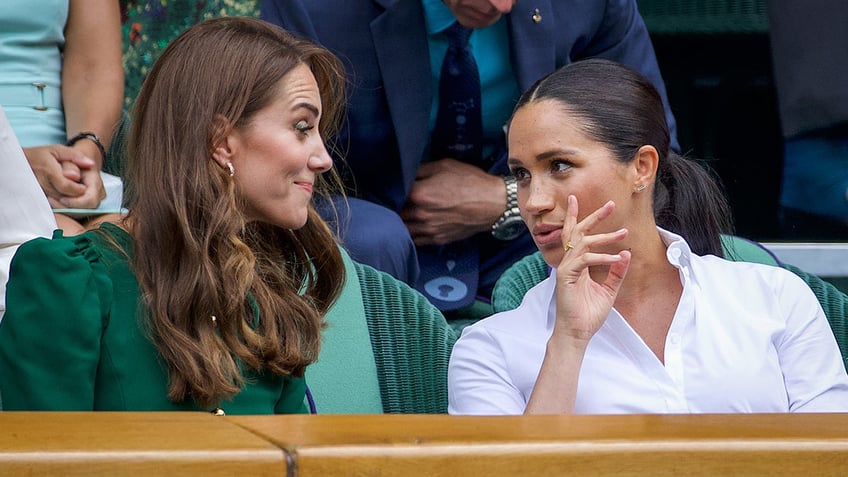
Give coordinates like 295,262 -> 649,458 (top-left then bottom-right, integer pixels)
0,412 -> 285,476
2,412 -> 847,476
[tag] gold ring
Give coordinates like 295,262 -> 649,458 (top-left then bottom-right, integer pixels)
564,241 -> 574,251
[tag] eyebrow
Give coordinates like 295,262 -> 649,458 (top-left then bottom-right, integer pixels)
292,102 -> 320,116
508,148 -> 580,166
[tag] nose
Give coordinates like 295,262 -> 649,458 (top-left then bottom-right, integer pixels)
491,0 -> 515,13
309,138 -> 333,173
521,179 -> 554,216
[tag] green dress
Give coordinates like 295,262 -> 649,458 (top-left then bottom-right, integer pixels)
0,223 -> 307,414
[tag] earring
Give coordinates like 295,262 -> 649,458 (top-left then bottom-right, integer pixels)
226,162 -> 234,177
634,184 -> 646,192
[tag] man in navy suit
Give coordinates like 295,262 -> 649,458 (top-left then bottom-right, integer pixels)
261,0 -> 678,311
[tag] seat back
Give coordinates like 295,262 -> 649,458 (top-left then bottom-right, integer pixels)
782,263 -> 848,370
310,248 -> 457,414
355,261 -> 458,413
720,234 -> 781,266
491,250 -> 549,314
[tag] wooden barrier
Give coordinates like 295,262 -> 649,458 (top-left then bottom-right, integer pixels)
2,412 -> 848,476
229,413 -> 848,477
0,412 -> 285,476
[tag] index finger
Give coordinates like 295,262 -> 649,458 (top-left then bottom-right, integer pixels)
561,194 -> 579,239
575,199 -> 616,235
53,145 -> 96,169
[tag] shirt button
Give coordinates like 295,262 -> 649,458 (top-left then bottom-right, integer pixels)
669,333 -> 681,345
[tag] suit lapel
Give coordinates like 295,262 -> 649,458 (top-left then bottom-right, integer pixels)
508,0 -> 557,90
371,0 -> 432,196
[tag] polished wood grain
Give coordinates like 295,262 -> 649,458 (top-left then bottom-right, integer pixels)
229,413 -> 848,476
3,412 -> 847,476
0,412 -> 286,476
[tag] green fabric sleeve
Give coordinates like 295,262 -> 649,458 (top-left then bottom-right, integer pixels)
275,375 -> 309,414
0,233 -> 112,410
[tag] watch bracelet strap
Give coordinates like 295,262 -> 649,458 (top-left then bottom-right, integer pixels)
492,175 -> 519,233
67,131 -> 107,162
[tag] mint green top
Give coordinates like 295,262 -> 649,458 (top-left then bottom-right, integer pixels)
0,223 -> 307,414
0,0 -> 67,146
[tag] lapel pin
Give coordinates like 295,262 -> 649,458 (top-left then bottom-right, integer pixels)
532,8 -> 542,23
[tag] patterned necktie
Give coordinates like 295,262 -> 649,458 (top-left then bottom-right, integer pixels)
417,22 -> 483,311
431,21 -> 483,164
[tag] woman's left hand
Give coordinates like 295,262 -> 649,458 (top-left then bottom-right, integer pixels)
552,195 -> 630,344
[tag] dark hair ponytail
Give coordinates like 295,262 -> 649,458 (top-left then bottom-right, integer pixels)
512,58 -> 733,256
654,152 -> 733,256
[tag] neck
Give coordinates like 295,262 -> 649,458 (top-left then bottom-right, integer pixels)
591,225 -> 676,307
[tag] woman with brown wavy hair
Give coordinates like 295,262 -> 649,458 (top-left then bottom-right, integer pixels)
0,16 -> 347,414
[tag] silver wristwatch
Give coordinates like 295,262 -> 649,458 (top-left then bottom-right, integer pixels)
491,175 -> 524,241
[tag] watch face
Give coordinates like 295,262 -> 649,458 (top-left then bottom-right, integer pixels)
493,216 -> 525,241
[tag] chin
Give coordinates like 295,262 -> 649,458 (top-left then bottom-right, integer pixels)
285,216 -> 309,230
540,250 -> 561,269
531,241 -> 559,268
259,211 -> 308,230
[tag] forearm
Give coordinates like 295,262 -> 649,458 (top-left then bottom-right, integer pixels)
524,332 -> 590,414
62,0 -> 124,166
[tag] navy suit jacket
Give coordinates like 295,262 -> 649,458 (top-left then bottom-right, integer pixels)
261,0 -> 678,213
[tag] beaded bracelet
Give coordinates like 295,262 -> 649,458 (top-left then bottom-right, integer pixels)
66,131 -> 106,163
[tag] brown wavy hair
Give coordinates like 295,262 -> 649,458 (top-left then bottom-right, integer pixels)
124,16 -> 346,408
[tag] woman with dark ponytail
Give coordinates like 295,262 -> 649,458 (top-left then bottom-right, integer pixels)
449,59 -> 848,415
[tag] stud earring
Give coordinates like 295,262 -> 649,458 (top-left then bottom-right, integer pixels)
634,184 -> 646,192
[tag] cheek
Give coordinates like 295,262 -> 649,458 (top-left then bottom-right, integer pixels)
572,180 -> 614,218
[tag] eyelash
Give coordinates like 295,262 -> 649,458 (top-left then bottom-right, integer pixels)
510,160 -> 572,182
551,160 -> 572,173
294,120 -> 315,136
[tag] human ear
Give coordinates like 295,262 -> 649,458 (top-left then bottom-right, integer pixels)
210,114 -> 236,172
211,140 -> 234,172
632,145 -> 659,190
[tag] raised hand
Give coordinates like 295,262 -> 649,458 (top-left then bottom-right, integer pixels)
553,195 -> 630,343
525,195 -> 631,414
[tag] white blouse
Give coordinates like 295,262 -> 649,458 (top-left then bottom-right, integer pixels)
448,229 -> 848,415
0,105 -> 55,321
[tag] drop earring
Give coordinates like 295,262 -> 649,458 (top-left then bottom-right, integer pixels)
227,162 -> 234,177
